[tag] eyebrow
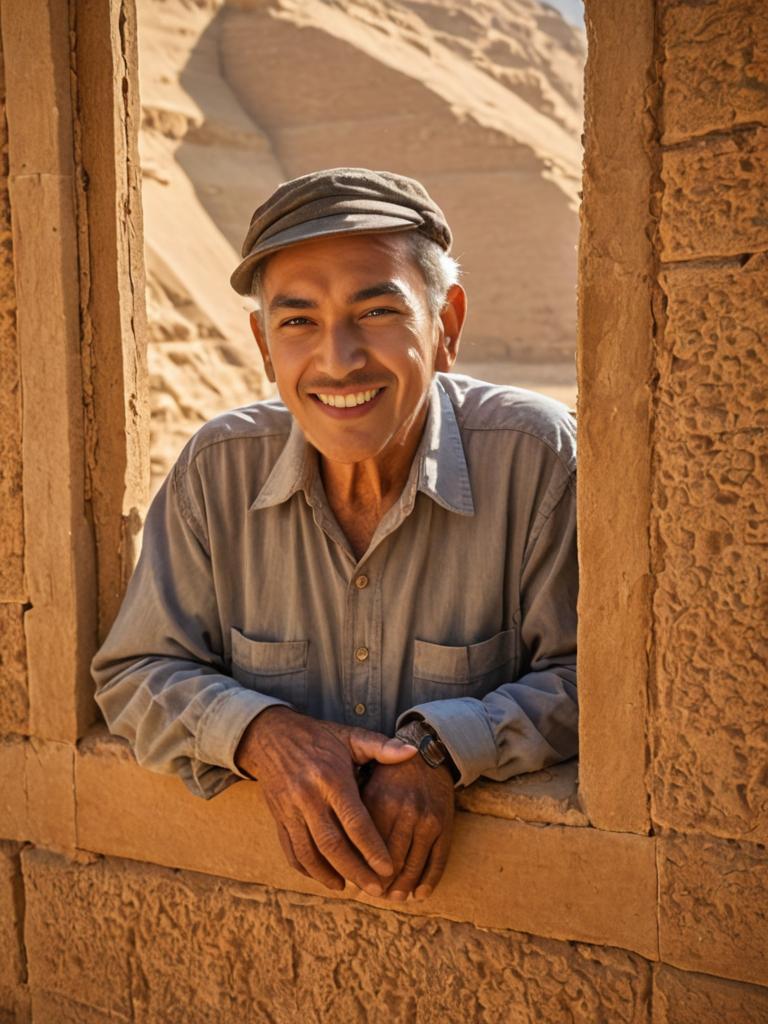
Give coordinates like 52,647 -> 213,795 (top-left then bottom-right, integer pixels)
268,281 -> 410,314
269,294 -> 317,313
349,281 -> 409,304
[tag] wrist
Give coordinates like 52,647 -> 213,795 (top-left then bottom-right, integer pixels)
234,705 -> 297,777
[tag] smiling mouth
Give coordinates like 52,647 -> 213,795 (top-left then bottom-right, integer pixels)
313,388 -> 382,409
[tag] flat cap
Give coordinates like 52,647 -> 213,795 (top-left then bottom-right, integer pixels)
230,167 -> 452,296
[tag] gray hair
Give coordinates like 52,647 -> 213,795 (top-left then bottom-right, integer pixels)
245,231 -> 460,320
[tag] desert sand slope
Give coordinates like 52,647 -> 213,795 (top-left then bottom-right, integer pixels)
137,0 -> 278,488
137,0 -> 583,487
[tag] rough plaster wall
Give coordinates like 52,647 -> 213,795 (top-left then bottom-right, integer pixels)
652,256 -> 768,840
0,604 -> 27,734
658,832 -> 768,986
0,842 -> 27,1021
652,965 -> 768,1024
651,0 -> 768,845
22,849 -> 652,1024
0,24 -> 28,737
660,0 -> 768,144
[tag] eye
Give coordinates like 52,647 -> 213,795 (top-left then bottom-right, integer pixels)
362,307 -> 397,319
280,316 -> 314,328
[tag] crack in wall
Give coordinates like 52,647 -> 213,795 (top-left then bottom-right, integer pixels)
659,248 -> 768,270
11,844 -> 28,990
645,0 -> 668,982
661,120 -> 767,150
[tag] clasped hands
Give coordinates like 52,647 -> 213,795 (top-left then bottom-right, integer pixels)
235,706 -> 455,901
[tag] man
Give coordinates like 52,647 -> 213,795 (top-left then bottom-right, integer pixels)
92,168 -> 578,903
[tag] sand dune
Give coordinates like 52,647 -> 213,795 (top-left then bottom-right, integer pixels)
137,0 -> 584,487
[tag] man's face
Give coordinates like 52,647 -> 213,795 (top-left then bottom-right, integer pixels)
250,231 -> 459,466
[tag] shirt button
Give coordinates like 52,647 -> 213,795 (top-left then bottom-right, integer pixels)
354,574 -> 369,590
355,646 -> 369,663
354,703 -> 367,716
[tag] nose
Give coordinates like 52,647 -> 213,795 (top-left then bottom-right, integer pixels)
313,319 -> 367,379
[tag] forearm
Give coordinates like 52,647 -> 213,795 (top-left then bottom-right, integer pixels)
397,661 -> 577,787
93,653 -> 292,799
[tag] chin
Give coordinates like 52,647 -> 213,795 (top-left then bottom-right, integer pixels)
318,444 -> 382,465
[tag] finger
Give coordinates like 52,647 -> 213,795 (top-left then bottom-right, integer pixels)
307,806 -> 387,896
388,825 -> 436,900
285,817 -> 345,892
381,818 -> 414,890
346,729 -> 418,767
413,831 -> 452,901
329,781 -> 394,877
274,819 -> 309,878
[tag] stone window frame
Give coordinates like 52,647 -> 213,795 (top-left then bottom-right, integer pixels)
1,0 -> 658,963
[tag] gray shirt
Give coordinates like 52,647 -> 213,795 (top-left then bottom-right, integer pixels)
92,373 -> 578,799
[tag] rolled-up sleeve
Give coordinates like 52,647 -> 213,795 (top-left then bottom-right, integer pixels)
397,467 -> 578,788
91,454 -> 289,799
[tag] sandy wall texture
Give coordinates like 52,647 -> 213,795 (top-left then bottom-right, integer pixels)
0,0 -> 767,1021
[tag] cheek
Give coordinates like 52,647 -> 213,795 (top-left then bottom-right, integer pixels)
400,339 -> 435,380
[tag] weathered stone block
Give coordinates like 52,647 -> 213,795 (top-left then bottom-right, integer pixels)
456,758 -> 587,826
23,848 -> 652,1023
653,964 -> 768,1023
30,991 -> 119,1023
74,734 -> 659,958
659,832 -> 768,986
577,0 -> 657,836
0,603 -> 27,735
659,253 -> 768,433
0,841 -> 26,1017
0,34 -> 24,605
661,0 -> 768,144
0,736 -> 26,841
660,128 -> 768,261
652,255 -> 768,841
23,738 -> 76,851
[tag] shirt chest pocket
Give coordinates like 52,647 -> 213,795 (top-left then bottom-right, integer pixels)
412,628 -> 519,704
229,627 -> 309,712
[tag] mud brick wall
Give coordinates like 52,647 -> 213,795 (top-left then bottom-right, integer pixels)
649,0 -> 768,977
1,0 -> 768,1022
0,20 -> 26,739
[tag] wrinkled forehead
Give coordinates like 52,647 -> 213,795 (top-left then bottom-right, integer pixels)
257,230 -> 423,299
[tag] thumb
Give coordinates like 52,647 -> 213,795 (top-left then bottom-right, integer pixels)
346,730 -> 418,766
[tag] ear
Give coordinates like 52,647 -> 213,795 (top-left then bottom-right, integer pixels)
434,283 -> 467,373
249,311 -> 276,383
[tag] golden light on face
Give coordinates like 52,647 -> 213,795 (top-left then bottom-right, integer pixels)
249,232 -> 463,467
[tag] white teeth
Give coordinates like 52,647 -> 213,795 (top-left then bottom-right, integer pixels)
316,388 -> 380,408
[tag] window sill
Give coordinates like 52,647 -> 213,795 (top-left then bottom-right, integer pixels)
64,729 -> 656,959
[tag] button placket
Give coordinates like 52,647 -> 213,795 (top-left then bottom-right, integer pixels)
346,561 -> 376,723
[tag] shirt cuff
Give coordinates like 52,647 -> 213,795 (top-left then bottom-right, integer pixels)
396,697 -> 497,788
195,685 -> 293,779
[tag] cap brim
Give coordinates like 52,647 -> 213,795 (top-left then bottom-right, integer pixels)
230,212 -> 420,295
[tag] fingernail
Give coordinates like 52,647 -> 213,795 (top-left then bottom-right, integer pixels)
364,883 -> 383,898
414,885 -> 432,901
389,890 -> 407,902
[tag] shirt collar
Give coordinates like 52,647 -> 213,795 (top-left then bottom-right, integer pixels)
250,376 -> 475,516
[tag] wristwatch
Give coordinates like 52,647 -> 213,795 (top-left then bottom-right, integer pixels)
395,719 -> 459,780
